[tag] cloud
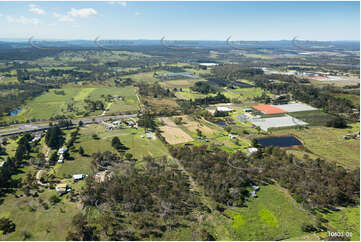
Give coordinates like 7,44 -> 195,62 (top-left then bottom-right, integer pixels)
108,1 -> 127,7
53,8 -> 98,22
29,4 -> 45,15
135,11 -> 141,16
6,15 -> 40,25
69,8 -> 98,18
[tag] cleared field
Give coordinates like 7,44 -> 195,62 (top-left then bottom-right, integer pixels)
224,87 -> 268,102
55,124 -> 170,178
317,207 -> 360,241
180,116 -> 217,136
161,78 -> 206,89
0,182 -> 80,240
159,117 -> 193,144
288,110 -> 336,126
225,184 -> 317,241
272,123 -> 360,169
1,86 -> 138,122
174,88 -> 209,100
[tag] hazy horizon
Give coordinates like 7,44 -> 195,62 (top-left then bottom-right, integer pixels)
0,1 -> 359,41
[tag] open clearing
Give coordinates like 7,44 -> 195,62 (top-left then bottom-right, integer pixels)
179,115 -> 217,136
1,86 -> 138,122
225,184 -> 317,241
271,123 -> 360,169
159,117 -> 194,144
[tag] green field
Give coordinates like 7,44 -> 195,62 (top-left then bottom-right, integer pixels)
317,207 -> 360,241
2,86 -> 138,122
225,184 -> 317,241
55,124 -> 169,178
288,110 -> 336,126
223,87 -> 269,103
271,123 -> 360,169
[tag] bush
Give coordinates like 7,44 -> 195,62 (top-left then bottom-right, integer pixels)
0,217 -> 16,234
49,195 -> 61,205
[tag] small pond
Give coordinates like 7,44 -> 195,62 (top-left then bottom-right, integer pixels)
10,108 -> 22,116
216,120 -> 226,126
256,136 -> 302,147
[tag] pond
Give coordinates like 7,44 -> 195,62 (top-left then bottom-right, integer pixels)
9,108 -> 22,116
256,136 -> 302,148
216,120 -> 226,126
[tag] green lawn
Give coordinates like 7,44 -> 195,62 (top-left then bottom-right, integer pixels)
225,184 -> 317,241
0,178 -> 81,240
317,207 -> 360,241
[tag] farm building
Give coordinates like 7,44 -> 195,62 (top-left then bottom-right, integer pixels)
56,184 -> 71,195
58,147 -> 67,155
252,185 -> 260,191
217,106 -> 233,112
247,148 -> 258,156
273,103 -> 317,112
199,63 -> 219,69
73,174 -> 87,181
251,115 -> 308,131
58,154 -> 64,163
252,104 -> 287,115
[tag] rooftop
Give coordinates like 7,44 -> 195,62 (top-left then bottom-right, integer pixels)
252,104 -> 287,115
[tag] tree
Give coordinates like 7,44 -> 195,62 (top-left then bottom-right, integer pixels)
327,116 -> 347,128
45,126 -> 64,149
0,217 -> 16,234
79,146 -> 85,156
49,152 -> 58,166
225,126 -> 232,133
125,153 -> 133,160
49,195 -> 60,205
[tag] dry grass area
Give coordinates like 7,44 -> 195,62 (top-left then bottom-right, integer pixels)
180,115 -> 217,136
159,117 -> 194,144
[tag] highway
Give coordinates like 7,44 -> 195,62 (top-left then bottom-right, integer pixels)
0,113 -> 138,137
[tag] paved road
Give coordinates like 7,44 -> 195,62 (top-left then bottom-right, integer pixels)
0,113 -> 138,137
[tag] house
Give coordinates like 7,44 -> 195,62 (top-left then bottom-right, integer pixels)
58,147 -> 67,155
247,148 -> 258,156
228,133 -> 237,139
252,185 -> 260,191
56,184 -> 71,195
112,121 -> 122,127
216,106 -> 233,112
57,154 -> 64,163
251,191 -> 257,198
73,174 -> 87,181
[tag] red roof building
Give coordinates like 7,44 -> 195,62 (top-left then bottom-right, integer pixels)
252,104 -> 288,115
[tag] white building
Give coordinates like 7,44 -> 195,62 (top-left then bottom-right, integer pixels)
58,147 -> 67,154
247,148 -> 258,156
217,106 -> 233,112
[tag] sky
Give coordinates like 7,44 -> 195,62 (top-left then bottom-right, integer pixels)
0,1 -> 359,41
